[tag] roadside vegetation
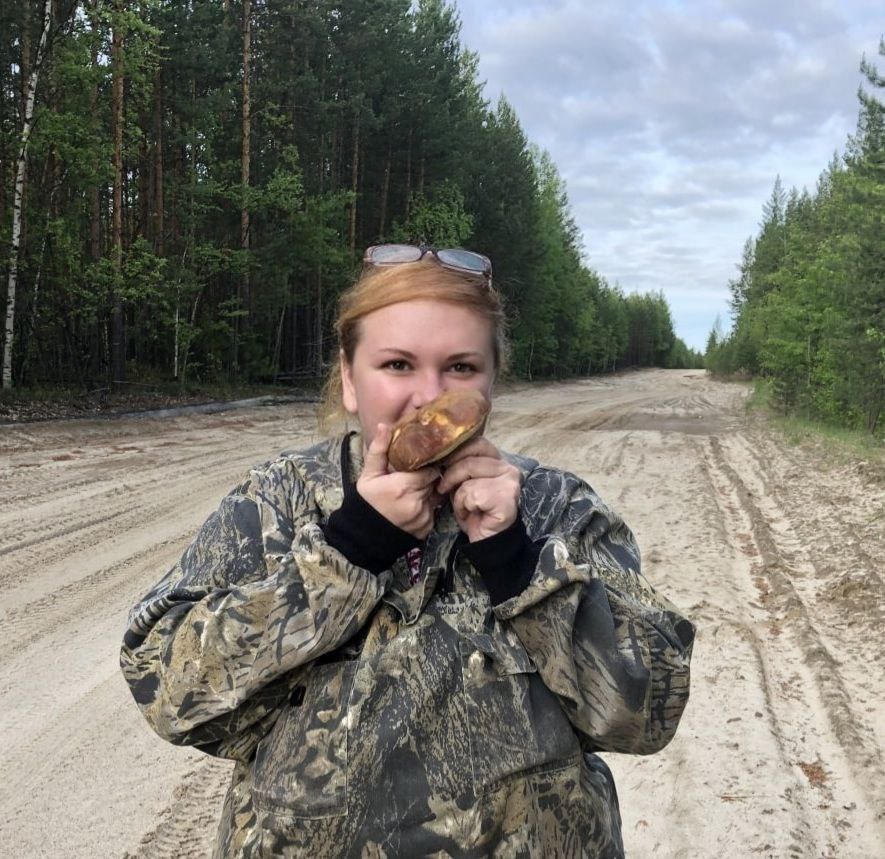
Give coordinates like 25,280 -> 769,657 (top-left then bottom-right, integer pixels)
1,0 -> 702,403
707,39 -> 884,439
0,376 -> 315,423
745,378 -> 884,483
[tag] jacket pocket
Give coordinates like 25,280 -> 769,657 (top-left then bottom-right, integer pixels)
459,631 -> 580,795
252,660 -> 357,819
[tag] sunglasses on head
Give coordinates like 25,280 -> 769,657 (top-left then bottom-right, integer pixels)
363,244 -> 493,287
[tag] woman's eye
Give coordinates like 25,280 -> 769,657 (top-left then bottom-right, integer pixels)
449,362 -> 477,374
383,359 -> 410,371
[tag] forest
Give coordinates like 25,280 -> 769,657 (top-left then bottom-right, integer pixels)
707,39 -> 884,436
1,0 -> 702,398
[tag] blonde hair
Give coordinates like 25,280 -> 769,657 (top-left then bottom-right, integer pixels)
319,260 -> 509,429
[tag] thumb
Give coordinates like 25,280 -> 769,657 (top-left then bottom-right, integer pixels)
362,423 -> 392,478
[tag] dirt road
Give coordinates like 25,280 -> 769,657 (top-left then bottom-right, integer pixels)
1,369 -> 882,858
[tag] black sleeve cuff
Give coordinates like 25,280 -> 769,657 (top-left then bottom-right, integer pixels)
324,488 -> 420,574
461,517 -> 541,605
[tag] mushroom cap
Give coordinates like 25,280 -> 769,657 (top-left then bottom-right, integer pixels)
387,388 -> 490,472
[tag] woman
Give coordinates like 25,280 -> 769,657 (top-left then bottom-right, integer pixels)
121,245 -> 695,858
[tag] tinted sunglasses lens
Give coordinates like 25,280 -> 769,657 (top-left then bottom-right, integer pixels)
367,244 -> 424,264
436,249 -> 491,277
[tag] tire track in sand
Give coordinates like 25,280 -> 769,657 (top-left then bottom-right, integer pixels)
702,434 -> 884,855
3,372 -> 882,858
122,758 -> 231,859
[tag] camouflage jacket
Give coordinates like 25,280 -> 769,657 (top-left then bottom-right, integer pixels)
121,433 -> 695,858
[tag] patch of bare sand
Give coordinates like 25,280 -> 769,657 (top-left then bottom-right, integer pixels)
1,369 -> 882,858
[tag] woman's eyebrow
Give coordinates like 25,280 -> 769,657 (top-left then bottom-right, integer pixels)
375,348 -> 484,361
377,347 -> 416,358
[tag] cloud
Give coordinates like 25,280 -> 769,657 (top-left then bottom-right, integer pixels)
455,0 -> 882,350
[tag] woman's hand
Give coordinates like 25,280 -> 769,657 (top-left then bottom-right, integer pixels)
357,424 -> 444,540
436,437 -> 522,542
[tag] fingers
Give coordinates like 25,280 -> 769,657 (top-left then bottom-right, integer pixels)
437,455 -> 510,495
404,465 -> 443,490
411,505 -> 438,540
438,436 -> 505,494
359,426 -> 519,541
451,476 -> 517,512
362,423 -> 392,478
390,482 -> 440,539
357,438 -> 443,539
451,477 -> 518,535
451,481 -> 475,521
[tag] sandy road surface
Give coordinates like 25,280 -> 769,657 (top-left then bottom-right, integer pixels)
1,369 -> 882,858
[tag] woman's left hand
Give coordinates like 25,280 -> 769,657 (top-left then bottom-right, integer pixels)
436,437 -> 523,542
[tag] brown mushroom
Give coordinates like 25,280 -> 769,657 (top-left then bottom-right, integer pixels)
387,389 -> 490,472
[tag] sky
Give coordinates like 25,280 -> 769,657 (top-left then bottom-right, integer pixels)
452,0 -> 883,352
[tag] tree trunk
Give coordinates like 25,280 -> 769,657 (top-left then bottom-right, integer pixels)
89,7 -> 103,381
289,276 -> 298,375
404,127 -> 412,224
153,68 -> 164,256
317,131 -> 325,194
180,289 -> 202,386
379,140 -> 391,239
526,335 -> 534,382
110,0 -> 126,384
173,301 -> 179,379
23,159 -> 66,384
272,283 -> 286,381
330,123 -> 339,191
138,105 -> 150,241
349,111 -> 360,256
240,0 -> 251,321
3,0 -> 52,390
19,2 -> 31,128
317,46 -> 325,194
314,264 -> 323,375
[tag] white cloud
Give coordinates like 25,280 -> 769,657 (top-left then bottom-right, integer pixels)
455,0 -> 882,350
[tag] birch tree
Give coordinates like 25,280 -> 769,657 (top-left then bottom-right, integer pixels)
3,0 -> 53,389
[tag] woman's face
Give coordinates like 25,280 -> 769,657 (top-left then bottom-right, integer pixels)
341,299 -> 496,447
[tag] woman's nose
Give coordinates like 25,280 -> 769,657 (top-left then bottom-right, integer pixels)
410,373 -> 445,407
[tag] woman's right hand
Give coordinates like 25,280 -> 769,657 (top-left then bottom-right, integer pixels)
356,423 -> 443,540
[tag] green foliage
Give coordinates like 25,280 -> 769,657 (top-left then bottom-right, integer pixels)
1,0 -> 691,392
746,378 -> 884,475
666,337 -> 705,370
389,181 -> 473,247
622,291 -> 675,368
709,39 -> 885,436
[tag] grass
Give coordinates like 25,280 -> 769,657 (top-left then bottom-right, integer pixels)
745,378 -> 884,481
